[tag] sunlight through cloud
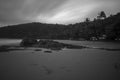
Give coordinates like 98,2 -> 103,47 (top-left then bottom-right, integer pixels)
0,0 -> 120,25
36,1 -> 100,24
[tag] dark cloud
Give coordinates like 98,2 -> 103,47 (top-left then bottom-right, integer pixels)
0,0 -> 25,24
0,0 -> 67,25
0,0 -> 120,25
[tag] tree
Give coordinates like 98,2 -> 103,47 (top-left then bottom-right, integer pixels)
93,18 -> 97,22
85,18 -> 90,22
97,11 -> 106,19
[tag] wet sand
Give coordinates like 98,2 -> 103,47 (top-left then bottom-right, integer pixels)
0,39 -> 120,80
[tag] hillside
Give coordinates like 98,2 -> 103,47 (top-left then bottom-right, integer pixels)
0,12 -> 120,40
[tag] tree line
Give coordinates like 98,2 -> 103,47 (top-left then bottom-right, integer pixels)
0,11 -> 120,41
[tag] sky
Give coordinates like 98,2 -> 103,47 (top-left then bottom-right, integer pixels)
0,0 -> 120,26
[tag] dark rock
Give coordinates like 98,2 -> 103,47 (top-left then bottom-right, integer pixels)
20,38 -> 38,47
20,39 -> 87,50
38,39 -> 64,49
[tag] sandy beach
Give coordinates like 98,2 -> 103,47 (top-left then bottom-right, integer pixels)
0,39 -> 120,80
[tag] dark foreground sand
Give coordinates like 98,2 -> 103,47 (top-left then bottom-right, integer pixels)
0,40 -> 120,80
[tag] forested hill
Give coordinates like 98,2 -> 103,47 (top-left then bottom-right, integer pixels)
0,12 -> 120,40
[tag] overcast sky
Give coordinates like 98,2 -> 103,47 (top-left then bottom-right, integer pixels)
0,0 -> 120,25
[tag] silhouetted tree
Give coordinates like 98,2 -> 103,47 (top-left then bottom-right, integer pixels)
93,18 -> 97,21
85,18 -> 90,22
97,11 -> 106,19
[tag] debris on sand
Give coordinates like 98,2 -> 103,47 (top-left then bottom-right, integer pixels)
87,46 -> 120,51
44,50 -> 52,53
0,46 -> 10,52
99,48 -> 120,51
0,45 -> 25,52
34,49 -> 42,51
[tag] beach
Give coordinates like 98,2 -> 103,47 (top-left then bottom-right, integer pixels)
0,39 -> 120,80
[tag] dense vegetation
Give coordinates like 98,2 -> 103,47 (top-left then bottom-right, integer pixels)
0,11 -> 120,41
